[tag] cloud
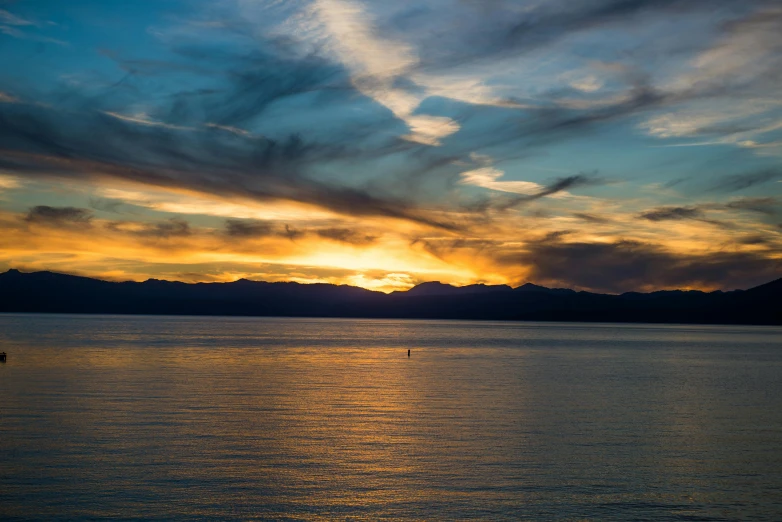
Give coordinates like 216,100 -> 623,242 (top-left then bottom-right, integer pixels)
501,239 -> 782,293
88,197 -> 126,214
738,234 -> 774,246
572,212 -> 611,224
640,102 -> 782,155
410,236 -> 504,263
679,5 -> 782,94
639,102 -> 776,140
637,199 -> 781,229
460,166 -> 547,196
157,44 -> 352,129
204,123 -> 254,137
103,111 -> 193,131
24,206 -> 94,227
0,174 -> 21,191
640,206 -> 703,221
96,187 -> 338,222
2,0 -> 781,294
709,169 -> 782,192
638,198 -> 780,221
0,92 -> 19,104
137,218 -> 191,238
315,227 -> 377,245
107,218 -> 191,239
0,8 -> 67,46
638,205 -> 737,229
2,1 -> 770,237
569,75 -> 603,93
306,0 -> 460,146
457,151 -> 600,209
723,197 -> 778,215
0,9 -> 35,27
224,219 -> 276,238
493,174 -> 599,211
225,219 -> 377,245
637,5 -> 782,154
403,0 -> 748,71
282,224 -> 305,242
0,95 -> 460,231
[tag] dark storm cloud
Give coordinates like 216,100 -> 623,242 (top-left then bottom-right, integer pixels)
499,239 -> 782,293
24,206 -> 93,227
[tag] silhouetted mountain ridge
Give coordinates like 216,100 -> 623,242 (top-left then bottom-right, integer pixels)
516,282 -> 576,295
398,281 -> 513,297
1,269 -> 780,325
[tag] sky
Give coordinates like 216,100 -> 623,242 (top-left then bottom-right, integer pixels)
0,0 -> 781,293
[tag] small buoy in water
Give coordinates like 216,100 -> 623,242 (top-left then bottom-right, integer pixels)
408,349 -> 410,357
0,352 -> 6,363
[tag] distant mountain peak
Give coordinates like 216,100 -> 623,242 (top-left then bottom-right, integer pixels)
745,277 -> 782,296
0,269 -> 779,324
406,281 -> 451,292
403,281 -> 513,297
515,282 -> 576,295
516,282 -> 550,291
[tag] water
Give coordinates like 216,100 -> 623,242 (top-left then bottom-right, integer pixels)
1,315 -> 781,520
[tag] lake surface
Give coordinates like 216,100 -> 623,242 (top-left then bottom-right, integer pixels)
1,315 -> 781,520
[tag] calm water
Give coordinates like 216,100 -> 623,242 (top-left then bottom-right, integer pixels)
1,315 -> 781,520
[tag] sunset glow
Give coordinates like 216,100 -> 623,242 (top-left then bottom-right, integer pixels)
1,1 -> 780,292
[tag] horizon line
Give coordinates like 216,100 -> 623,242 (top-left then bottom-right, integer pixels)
3,268 -> 775,296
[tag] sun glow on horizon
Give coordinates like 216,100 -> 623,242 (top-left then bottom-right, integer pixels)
0,1 -> 780,293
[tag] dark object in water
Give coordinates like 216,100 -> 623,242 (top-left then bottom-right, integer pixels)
0,352 -> 6,362
408,349 -> 410,357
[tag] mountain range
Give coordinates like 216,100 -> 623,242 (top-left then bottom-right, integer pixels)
1,269 -> 780,325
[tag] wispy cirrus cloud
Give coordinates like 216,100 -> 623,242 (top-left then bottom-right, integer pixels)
709,169 -> 782,193
0,9 -> 35,27
0,8 -> 67,46
0,91 -> 19,104
303,0 -> 462,146
0,0 -> 780,291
